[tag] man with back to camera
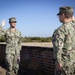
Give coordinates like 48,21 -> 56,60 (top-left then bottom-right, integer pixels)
52,6 -> 75,75
0,17 -> 22,75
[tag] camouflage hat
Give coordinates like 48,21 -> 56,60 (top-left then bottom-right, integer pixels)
9,17 -> 17,23
57,6 -> 74,15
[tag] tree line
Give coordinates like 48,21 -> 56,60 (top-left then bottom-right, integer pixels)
0,36 -> 52,42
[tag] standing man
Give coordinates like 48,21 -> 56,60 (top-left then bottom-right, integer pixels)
0,17 -> 22,75
52,6 -> 75,75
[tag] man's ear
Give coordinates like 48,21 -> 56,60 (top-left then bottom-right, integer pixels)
61,13 -> 65,18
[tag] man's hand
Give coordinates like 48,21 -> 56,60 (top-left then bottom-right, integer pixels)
17,56 -> 20,64
72,15 -> 75,22
1,20 -> 6,27
56,63 -> 63,71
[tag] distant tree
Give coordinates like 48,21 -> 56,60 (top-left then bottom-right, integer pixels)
21,37 -> 52,42
0,36 -> 52,42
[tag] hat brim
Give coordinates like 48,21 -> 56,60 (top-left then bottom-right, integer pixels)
57,12 -> 61,15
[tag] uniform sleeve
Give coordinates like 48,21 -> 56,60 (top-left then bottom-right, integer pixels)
0,26 -> 6,38
18,31 -> 22,50
52,29 -> 65,64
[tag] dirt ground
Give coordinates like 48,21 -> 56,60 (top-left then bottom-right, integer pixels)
0,42 -> 53,48
0,67 -> 6,75
22,42 -> 53,47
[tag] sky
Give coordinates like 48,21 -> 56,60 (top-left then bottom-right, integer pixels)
0,0 -> 75,37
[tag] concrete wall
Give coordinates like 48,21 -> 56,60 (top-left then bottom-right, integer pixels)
0,44 -> 55,75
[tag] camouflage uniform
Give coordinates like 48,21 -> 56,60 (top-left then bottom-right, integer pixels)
0,17 -> 22,75
52,6 -> 75,75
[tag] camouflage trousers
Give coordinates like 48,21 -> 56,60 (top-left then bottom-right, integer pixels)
5,51 -> 20,75
55,63 -> 75,75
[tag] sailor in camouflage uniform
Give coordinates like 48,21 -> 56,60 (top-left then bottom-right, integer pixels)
52,6 -> 75,75
0,17 -> 22,75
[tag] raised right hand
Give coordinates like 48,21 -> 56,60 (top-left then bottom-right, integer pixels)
72,15 -> 75,21
1,20 -> 6,27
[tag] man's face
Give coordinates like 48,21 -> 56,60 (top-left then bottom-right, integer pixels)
58,13 -> 64,23
9,22 -> 16,28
